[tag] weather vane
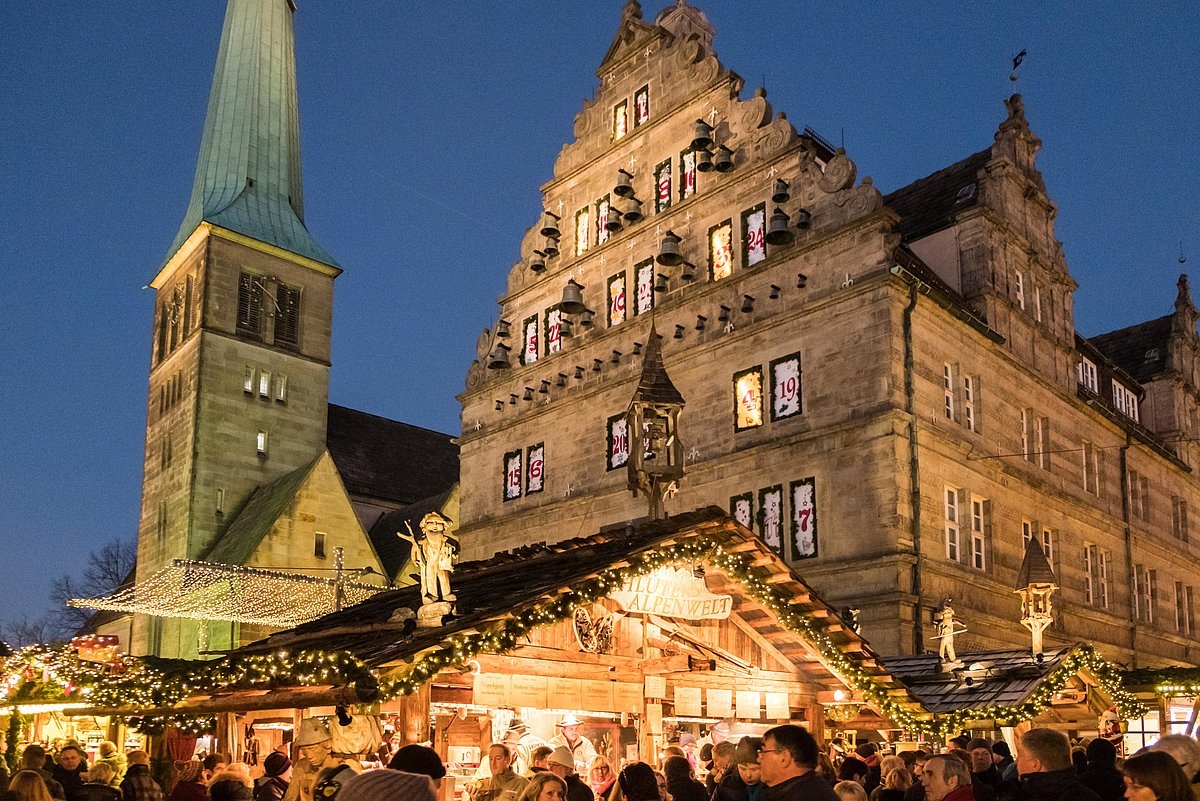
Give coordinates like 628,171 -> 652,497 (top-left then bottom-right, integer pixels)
1010,49 -> 1027,83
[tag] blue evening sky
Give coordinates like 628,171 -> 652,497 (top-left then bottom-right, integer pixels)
1,2 -> 1197,621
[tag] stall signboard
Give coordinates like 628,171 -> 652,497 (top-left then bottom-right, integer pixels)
613,682 -> 643,711
547,677 -> 583,711
707,688 -> 733,718
473,674 -> 510,707
736,690 -> 762,720
645,676 -> 666,698
765,691 -> 790,720
581,679 -> 616,711
675,686 -> 703,717
511,675 -> 548,708
610,567 -> 732,620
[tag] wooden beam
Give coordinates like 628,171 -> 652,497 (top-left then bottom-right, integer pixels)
66,684 -> 368,717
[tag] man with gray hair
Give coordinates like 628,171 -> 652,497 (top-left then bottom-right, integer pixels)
1014,729 -> 1099,801
920,755 -> 974,801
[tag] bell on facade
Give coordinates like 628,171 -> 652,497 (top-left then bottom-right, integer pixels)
495,318 -> 511,338
539,380 -> 550,394
656,230 -> 684,266
559,317 -> 574,338
556,373 -> 568,387
494,399 -> 503,411
632,341 -> 643,355
680,261 -> 696,281
614,168 -> 634,197
539,210 -> 561,238
674,324 -> 685,339
543,237 -> 560,258
487,343 -> 512,370
593,358 -> 603,372
695,148 -> 714,172
509,393 -> 518,405
713,145 -> 734,172
622,197 -> 644,223
605,208 -> 624,232
611,350 -> 622,364
741,294 -> 755,313
580,309 -> 595,329
695,315 -> 707,331
530,250 -> 547,273
765,208 -> 795,246
718,304 -> 731,322
770,284 -> 781,299
654,273 -> 669,293
523,387 -> 534,401
691,119 -> 714,150
796,207 -> 813,230
560,279 -> 586,314
796,272 -> 808,288
574,365 -> 585,379
772,178 -> 791,203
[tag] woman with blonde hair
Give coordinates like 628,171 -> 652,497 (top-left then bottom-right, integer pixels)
78,763 -> 121,801
835,780 -> 870,801
589,756 -> 617,799
516,772 -> 568,801
8,770 -> 55,801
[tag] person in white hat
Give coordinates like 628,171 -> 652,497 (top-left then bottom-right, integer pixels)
547,747 -> 593,801
282,719 -> 358,801
547,716 -> 596,774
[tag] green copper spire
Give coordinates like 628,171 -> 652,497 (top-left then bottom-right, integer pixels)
166,0 -> 337,267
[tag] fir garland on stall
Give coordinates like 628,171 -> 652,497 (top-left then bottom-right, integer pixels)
5,714 -> 24,772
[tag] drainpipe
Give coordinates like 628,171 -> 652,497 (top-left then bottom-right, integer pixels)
902,280 -> 924,653
1119,431 -> 1137,667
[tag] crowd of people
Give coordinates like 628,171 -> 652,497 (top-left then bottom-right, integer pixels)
3,726 -> 1196,801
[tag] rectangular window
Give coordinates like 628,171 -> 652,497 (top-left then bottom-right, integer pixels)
256,430 -> 268,455
1147,569 -> 1157,625
1037,417 -> 1050,470
1132,564 -> 1141,620
769,352 -> 803,421
1022,522 -> 1053,562
742,204 -> 767,267
596,195 -> 612,246
157,305 -> 168,364
157,500 -> 167,541
733,366 -> 765,431
545,307 -> 563,355
730,492 -> 753,529
607,272 -> 627,327
1177,581 -> 1187,633
1130,469 -> 1143,519
1021,409 -> 1032,461
275,282 -> 301,347
1082,440 -> 1098,494
526,443 -> 545,495
314,532 -> 327,559
503,449 -> 523,501
237,273 -> 264,336
612,99 -> 628,141
1172,495 -> 1190,542
970,496 -> 988,570
944,487 -> 960,561
634,259 -> 655,315
607,413 -> 630,471
963,376 -> 977,432
258,370 -> 271,398
1098,548 -> 1110,609
1140,475 -> 1151,522
680,149 -> 697,200
709,219 -> 734,281
575,206 -> 591,256
170,287 -> 181,350
520,315 -> 539,366
634,85 -> 650,127
790,477 -> 818,560
183,274 -> 195,336
758,485 -> 784,556
1041,527 -> 1054,563
1083,544 -> 1095,604
943,365 -> 954,420
275,374 -> 287,403
1113,383 -> 1140,422
1033,285 -> 1043,323
654,159 -> 672,214
1187,587 -> 1196,636
244,365 -> 255,394
1014,271 -> 1025,309
1077,358 -> 1099,392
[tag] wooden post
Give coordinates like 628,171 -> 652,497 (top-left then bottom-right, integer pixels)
397,682 -> 431,745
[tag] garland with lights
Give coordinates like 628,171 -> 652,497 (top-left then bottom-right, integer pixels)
1120,666 -> 1200,697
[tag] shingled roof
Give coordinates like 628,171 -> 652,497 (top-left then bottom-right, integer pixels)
326,404 -> 459,507
630,328 -> 685,407
1088,315 -> 1173,383
203,455 -> 323,565
1015,536 -> 1058,588
881,646 -> 1078,713
884,148 -> 991,243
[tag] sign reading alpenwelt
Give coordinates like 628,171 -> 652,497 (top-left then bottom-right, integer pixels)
609,567 -> 733,620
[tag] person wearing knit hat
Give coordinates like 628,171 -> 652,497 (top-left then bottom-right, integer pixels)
388,745 -> 446,789
338,770 -> 434,801
546,748 -> 592,801
253,754 -> 291,801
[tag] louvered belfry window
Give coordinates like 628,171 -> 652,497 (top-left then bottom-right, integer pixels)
274,282 -> 301,347
237,273 -> 264,336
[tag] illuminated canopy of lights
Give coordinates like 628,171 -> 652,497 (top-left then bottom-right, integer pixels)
70,559 -> 385,627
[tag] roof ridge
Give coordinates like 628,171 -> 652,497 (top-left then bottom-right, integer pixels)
328,403 -> 457,440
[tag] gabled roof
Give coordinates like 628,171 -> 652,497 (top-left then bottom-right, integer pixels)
203,454 -> 323,565
1015,536 -> 1057,588
366,488 -> 456,582
881,646 -> 1077,713
629,329 -> 684,407
599,1 -> 661,70
884,148 -> 990,242
326,404 -> 459,507
166,0 -> 337,268
1089,315 -> 1173,383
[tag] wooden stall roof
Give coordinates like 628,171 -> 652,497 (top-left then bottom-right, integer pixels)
1120,666 -> 1200,693
231,506 -> 930,721
880,646 -> 1101,714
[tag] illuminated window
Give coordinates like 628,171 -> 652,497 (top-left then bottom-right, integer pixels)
769,352 -> 802,421
526,443 -> 545,495
275,374 -> 287,403
733,366 -> 764,431
258,370 -> 271,398
709,219 -> 733,282
607,272 -> 627,327
244,365 -> 255,394
634,259 -> 655,316
653,159 -> 672,213
503,449 -> 523,501
729,493 -> 753,529
545,307 -> 563,355
679,150 -> 697,200
742,204 -> 766,267
520,315 -> 539,366
596,195 -> 612,246
607,413 -> 630,471
314,532 -> 327,559
612,99 -> 628,141
575,206 -> 591,256
256,430 -> 268,455
790,477 -> 817,560
634,85 -> 650,127
758,485 -> 784,555
944,487 -> 960,561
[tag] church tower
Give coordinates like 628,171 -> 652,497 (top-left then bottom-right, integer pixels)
134,0 -> 339,657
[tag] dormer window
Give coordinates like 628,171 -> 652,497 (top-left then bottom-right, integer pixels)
955,183 -> 976,203
1113,382 -> 1140,422
1077,358 -> 1098,393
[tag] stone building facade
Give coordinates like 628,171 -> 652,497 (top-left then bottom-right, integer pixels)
457,1 -> 1199,665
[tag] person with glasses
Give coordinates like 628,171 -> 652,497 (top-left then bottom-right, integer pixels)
1122,752 -> 1192,801
756,725 -> 837,801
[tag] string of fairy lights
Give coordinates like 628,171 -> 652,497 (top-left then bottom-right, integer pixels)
1,538 -> 1147,737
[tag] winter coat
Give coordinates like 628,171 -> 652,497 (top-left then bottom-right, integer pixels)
97,756 -> 128,785
666,776 -> 708,801
564,774 -> 595,801
712,770 -> 766,801
76,783 -> 122,801
52,762 -> 89,801
32,768 -> 67,800
253,777 -> 288,801
762,772 -> 840,801
166,780 -> 207,801
1016,769 -> 1100,801
1077,765 -> 1123,801
119,765 -> 163,801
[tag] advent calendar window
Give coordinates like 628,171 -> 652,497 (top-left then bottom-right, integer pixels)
654,159 -> 672,213
758,484 -> 784,556
770,352 -> 803,420
503,449 -> 522,501
634,259 -> 655,316
612,99 -> 628,141
730,492 -> 753,529
790,477 -> 818,559
520,315 -> 539,365
607,272 -> 627,327
526,443 -> 545,495
634,85 -> 650,127
709,219 -> 733,282
596,195 -> 612,246
679,149 -> 697,200
733,365 -> 764,431
607,413 -> 630,471
575,206 -> 591,256
545,307 -> 563,355
742,204 -> 766,267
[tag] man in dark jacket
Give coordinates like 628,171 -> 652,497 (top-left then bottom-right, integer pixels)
1077,739 -> 1123,801
120,752 -> 163,801
548,747 -> 593,801
714,738 -> 765,801
758,724 -> 838,801
1014,729 -> 1100,801
52,745 -> 90,801
967,741 -> 1002,790
22,745 -> 66,800
254,753 -> 292,801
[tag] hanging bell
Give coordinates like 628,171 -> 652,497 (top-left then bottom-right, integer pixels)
713,145 -> 734,173
495,319 -> 511,338
695,148 -> 714,172
539,211 -> 561,238
530,250 -> 547,273
656,230 -> 684,266
680,261 -> 696,281
770,284 -> 781,299
523,387 -> 535,401
560,279 -> 586,314
691,119 -> 714,150
543,237 -> 560,258
718,305 -> 731,322
654,273 -> 669,293
605,208 -> 624,232
580,309 -> 595,329
611,350 -> 622,364
695,315 -> 707,331
772,178 -> 791,203
674,324 -> 685,339
796,272 -> 808,289
622,197 -> 644,223
556,373 -> 568,387
559,317 -> 574,338
741,294 -> 755,313
796,208 -> 813,230
614,168 -> 634,197
487,344 -> 512,370
765,208 -> 795,246
539,380 -> 550,394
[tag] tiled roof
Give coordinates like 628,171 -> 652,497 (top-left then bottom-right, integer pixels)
884,149 -> 991,242
326,405 -> 459,507
366,488 -> 456,582
1088,315 -> 1173,383
1015,537 -> 1057,588
881,646 -> 1076,713
203,456 -> 322,565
